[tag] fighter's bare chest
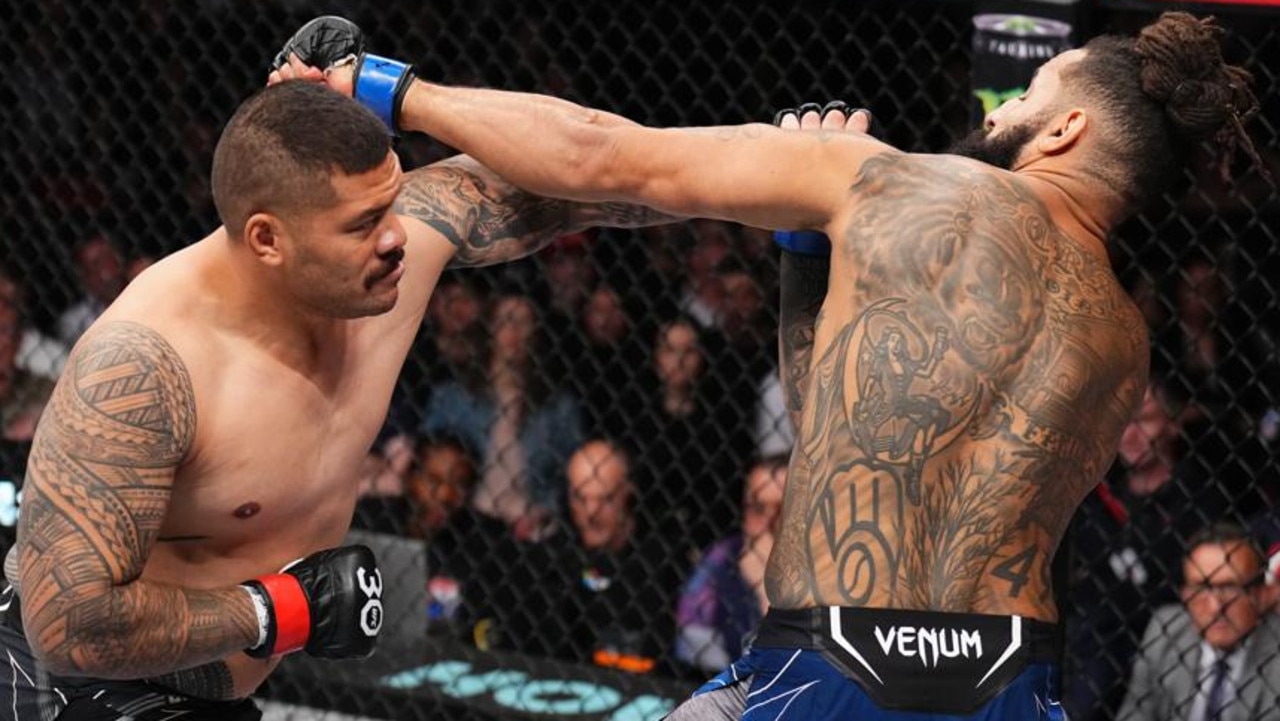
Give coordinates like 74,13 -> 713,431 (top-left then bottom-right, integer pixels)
158,359 -> 393,547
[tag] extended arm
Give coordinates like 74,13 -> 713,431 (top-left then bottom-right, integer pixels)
398,81 -> 889,231
14,323 -> 259,687
271,18 -> 886,234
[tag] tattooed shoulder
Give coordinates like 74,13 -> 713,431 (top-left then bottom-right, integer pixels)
44,321 -> 196,464
20,321 -> 195,585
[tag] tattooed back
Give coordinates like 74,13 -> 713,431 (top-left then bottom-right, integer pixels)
766,153 -> 1148,621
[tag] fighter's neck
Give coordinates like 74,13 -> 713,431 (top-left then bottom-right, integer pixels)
203,229 -> 350,369
1017,167 -> 1114,260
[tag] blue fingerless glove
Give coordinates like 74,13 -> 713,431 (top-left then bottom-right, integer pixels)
353,54 -> 416,133
773,230 -> 831,257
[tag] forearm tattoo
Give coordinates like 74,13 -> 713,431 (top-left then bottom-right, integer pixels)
15,322 -> 259,679
394,156 -> 679,268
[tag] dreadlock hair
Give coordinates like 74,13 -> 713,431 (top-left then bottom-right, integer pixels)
1063,12 -> 1263,217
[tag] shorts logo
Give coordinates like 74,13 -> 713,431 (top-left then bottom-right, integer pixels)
873,625 -> 984,668
357,566 -> 384,637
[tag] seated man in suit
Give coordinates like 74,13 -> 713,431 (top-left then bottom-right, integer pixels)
1119,522 -> 1280,721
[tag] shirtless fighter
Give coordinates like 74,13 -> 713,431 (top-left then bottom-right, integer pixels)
290,11 -> 1262,719
0,34 -> 673,721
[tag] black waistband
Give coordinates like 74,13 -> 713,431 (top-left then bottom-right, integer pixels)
752,606 -> 1060,714
755,606 -> 1059,662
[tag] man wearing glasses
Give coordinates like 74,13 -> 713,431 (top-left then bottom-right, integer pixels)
1119,522 -> 1280,721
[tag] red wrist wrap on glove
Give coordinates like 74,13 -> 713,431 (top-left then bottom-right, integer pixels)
258,573 -> 311,655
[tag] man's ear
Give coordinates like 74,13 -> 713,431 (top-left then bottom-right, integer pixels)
1038,108 -> 1087,156
244,213 -> 287,267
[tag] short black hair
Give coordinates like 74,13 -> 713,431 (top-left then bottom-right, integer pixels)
1064,13 -> 1261,217
211,81 -> 391,237
1184,521 -> 1264,569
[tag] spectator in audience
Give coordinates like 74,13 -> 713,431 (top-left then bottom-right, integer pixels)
401,435 -> 508,634
609,315 -> 750,551
462,438 -> 686,669
406,435 -> 478,542
675,454 -> 788,674
381,271 -> 488,441
676,220 -> 732,331
0,274 -> 55,443
422,288 -> 584,536
0,265 -> 66,381
614,223 -> 685,327
554,439 -> 686,672
0,276 -> 55,558
1150,253 -> 1274,456
57,231 -> 126,344
701,258 -> 776,463
570,282 -> 647,433
711,256 -> 768,353
1173,255 -> 1227,386
1118,522 -> 1280,721
543,232 -> 597,324
1065,379 -> 1219,720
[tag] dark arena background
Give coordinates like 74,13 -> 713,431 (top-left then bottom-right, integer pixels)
1,0 -> 1277,719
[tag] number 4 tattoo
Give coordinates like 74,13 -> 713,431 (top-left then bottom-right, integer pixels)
992,545 -> 1037,598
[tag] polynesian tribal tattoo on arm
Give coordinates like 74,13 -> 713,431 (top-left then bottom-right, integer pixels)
15,323 -> 256,695
394,155 -> 681,268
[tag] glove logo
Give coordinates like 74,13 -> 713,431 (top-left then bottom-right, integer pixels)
357,566 -> 384,637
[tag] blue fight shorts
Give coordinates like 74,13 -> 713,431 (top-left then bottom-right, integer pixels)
667,607 -> 1067,720
0,584 -> 262,720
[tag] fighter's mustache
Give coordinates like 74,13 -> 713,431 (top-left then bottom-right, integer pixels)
372,249 -> 405,281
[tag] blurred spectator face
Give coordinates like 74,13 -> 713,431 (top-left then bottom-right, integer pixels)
719,270 -> 763,337
1117,387 -> 1180,472
428,280 -> 482,336
567,441 -> 633,552
655,320 -> 703,390
545,241 -> 595,312
1177,259 -> 1224,329
1182,540 -> 1263,652
406,441 -> 475,534
742,462 -> 786,542
75,235 -> 125,305
687,222 -> 731,299
491,295 -> 536,362
583,286 -> 628,345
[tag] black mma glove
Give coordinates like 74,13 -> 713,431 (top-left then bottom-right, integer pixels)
272,16 -> 416,134
242,544 -> 384,659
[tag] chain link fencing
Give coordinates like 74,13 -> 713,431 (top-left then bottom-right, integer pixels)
1,1 -> 1277,719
